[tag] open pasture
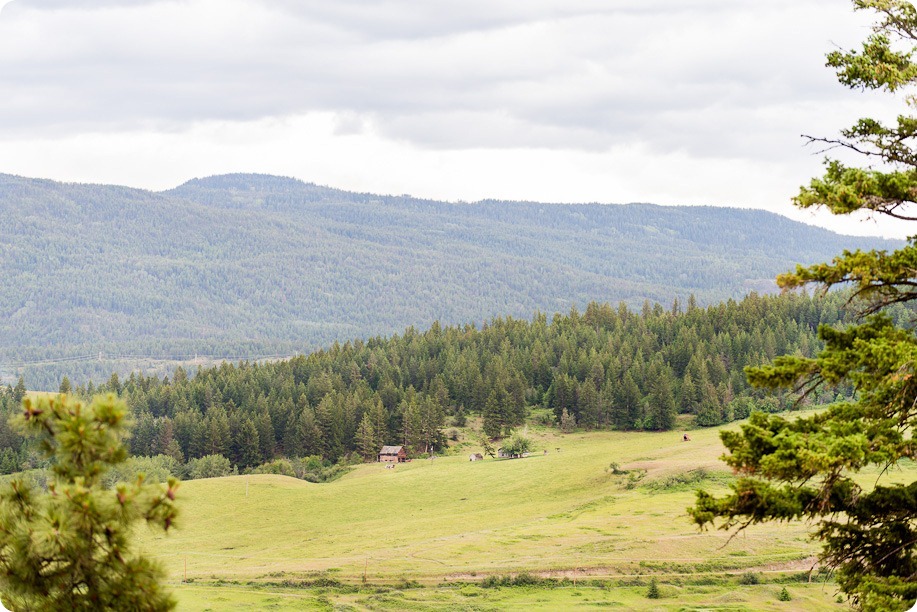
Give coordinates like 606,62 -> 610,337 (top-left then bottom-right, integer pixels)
138,419 -> 910,609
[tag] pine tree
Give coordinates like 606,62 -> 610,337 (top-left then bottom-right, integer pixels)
203,405 -> 230,457
695,381 -> 723,427
611,372 -> 642,430
646,577 -> 660,599
646,365 -> 677,431
230,416 -> 260,469
12,377 -> 25,404
367,399 -> 389,448
297,408 -> 324,457
577,380 -> 601,429
355,413 -> 376,461
559,407 -> 576,433
691,3 -> 917,609
0,393 -> 178,610
482,388 -> 505,439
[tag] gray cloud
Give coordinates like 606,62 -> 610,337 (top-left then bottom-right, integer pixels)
0,0 -> 881,160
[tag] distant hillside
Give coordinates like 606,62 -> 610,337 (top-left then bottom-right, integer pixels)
0,172 -> 899,388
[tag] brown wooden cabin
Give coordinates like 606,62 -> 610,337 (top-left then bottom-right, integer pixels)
378,445 -> 407,463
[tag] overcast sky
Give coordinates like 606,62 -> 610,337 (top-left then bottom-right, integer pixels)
0,0 -> 909,237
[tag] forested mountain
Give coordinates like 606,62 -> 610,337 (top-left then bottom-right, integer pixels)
0,292 -> 860,474
0,172 -> 899,389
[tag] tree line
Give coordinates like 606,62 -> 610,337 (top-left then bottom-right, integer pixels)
0,292 -> 861,472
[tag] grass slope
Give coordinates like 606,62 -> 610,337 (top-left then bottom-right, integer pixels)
136,416 -> 913,609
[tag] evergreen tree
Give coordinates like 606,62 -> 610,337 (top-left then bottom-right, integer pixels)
297,408 -> 324,457
12,377 -> 25,404
695,381 -> 723,427
646,365 -> 676,431
577,380 -> 601,429
482,388 -> 505,439
355,413 -> 376,461
611,372 -> 642,430
367,399 -> 389,448
559,407 -> 576,433
692,3 -> 917,609
230,416 -> 260,469
678,372 -> 699,414
203,405 -> 230,457
0,394 -> 178,610
646,577 -> 660,599
255,412 -> 275,463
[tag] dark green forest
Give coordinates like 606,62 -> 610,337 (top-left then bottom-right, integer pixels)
0,292 -> 868,476
0,173 -> 899,390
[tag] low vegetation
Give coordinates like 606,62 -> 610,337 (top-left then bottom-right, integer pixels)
126,414 -> 904,609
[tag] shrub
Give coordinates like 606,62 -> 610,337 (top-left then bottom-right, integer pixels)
290,455 -> 352,483
608,462 -> 627,475
623,469 -> 647,489
250,459 -> 295,477
777,587 -> 791,601
738,572 -> 761,585
102,454 -> 181,488
186,454 -> 233,479
501,433 -> 533,456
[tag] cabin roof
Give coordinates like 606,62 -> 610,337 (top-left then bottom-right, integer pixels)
379,445 -> 404,455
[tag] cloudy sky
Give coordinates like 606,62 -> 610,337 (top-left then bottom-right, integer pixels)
0,0 -> 908,236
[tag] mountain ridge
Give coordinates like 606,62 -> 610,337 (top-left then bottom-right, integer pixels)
0,172 -> 900,388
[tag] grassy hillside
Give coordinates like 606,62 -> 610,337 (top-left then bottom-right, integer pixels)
137,414 -> 911,609
0,173 -> 899,389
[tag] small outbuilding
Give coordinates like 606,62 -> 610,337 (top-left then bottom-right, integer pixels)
378,445 -> 407,463
469,453 -> 484,461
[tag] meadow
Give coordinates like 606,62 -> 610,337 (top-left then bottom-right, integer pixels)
138,414 -> 912,610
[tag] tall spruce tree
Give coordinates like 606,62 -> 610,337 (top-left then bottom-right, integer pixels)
690,2 -> 917,609
355,413 -> 376,461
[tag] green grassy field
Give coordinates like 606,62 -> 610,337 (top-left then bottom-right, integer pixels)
138,416 -> 914,610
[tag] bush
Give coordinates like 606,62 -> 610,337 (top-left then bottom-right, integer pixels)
186,454 -> 233,479
645,468 -> 712,491
479,573 -> 557,588
501,433 -> 533,456
738,572 -> 761,585
623,469 -> 647,489
728,397 -> 754,421
102,454 -> 181,488
608,462 -> 627,475
777,587 -> 791,601
290,455 -> 352,483
250,459 -> 295,477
